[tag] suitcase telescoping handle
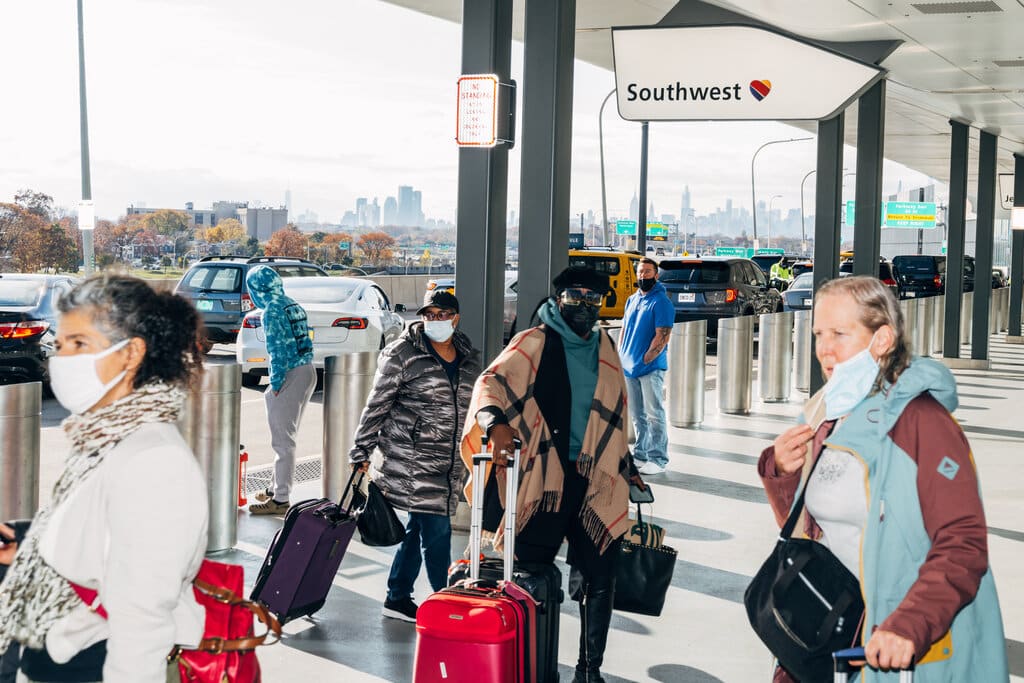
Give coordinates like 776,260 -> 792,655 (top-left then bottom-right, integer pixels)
470,435 -> 522,583
833,648 -> 913,683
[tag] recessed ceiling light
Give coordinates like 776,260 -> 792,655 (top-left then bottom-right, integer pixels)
911,1 -> 1002,14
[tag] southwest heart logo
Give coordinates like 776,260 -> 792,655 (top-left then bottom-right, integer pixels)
749,80 -> 772,101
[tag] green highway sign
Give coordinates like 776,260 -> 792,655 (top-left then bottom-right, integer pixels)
715,246 -> 752,257
755,248 -> 785,256
647,222 -> 668,241
884,201 -> 936,229
616,220 -> 637,235
845,201 -> 856,227
339,241 -> 351,250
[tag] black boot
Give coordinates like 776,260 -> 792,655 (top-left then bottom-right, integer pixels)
572,579 -> 615,683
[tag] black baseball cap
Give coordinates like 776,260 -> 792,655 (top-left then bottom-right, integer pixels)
417,290 -> 460,315
552,266 -> 610,295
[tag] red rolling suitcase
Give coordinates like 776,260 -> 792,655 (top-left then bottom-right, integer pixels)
414,438 -> 539,683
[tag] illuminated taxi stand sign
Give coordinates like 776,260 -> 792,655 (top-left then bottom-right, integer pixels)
611,25 -> 884,122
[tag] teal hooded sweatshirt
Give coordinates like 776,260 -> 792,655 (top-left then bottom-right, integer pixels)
245,266 -> 313,392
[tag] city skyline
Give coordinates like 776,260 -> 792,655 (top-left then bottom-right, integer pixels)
1,0 -> 941,228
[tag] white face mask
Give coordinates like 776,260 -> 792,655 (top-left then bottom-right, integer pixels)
823,332 -> 879,420
49,339 -> 131,414
423,319 -> 455,343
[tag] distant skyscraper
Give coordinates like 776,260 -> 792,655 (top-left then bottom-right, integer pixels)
629,191 -> 639,222
398,185 -> 414,226
412,190 -> 424,226
356,197 -> 369,227
680,185 -> 691,224
369,198 -> 381,227
383,196 -> 398,225
285,188 -> 292,218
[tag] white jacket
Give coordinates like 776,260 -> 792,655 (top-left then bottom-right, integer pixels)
38,422 -> 209,683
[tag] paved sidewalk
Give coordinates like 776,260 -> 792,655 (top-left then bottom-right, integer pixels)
221,333 -> 1024,682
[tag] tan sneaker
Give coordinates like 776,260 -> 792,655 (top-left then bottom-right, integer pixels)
253,488 -> 273,503
249,499 -> 289,515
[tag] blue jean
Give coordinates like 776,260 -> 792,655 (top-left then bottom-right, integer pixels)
625,369 -> 668,467
386,511 -> 452,602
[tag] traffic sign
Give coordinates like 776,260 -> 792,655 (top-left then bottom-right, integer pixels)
755,248 -> 785,256
568,233 -> 585,249
884,201 -> 936,229
716,246 -> 752,257
647,222 -> 668,241
456,74 -> 499,147
616,220 -> 637,235
339,241 -> 351,250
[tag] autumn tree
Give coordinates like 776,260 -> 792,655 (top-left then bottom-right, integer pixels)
357,231 -> 397,265
201,218 -> 247,245
320,232 -> 354,263
265,226 -> 306,257
14,190 -> 55,220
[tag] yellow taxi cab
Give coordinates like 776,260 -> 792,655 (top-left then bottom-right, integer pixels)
567,247 -> 643,319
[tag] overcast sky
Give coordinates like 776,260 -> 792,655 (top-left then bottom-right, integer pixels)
0,0 -> 937,226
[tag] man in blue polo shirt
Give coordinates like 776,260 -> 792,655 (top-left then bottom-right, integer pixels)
618,257 -> 674,474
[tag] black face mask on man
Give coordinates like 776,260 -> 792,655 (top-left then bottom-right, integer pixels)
560,302 -> 600,337
637,277 -> 656,293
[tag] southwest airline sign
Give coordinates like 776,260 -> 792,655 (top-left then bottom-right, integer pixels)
611,25 -> 884,121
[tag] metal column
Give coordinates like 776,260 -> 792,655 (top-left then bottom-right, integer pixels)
667,320 -> 706,426
853,80 -> 885,276
0,382 -> 41,520
943,120 -> 969,358
179,363 -> 241,553
516,0 -> 575,334
718,316 -> 754,414
322,353 -> 378,502
971,130 -> 997,361
793,310 -> 812,393
931,294 -> 945,355
456,0 -> 512,363
759,311 -> 793,402
637,122 -> 650,254
1007,153 -> 1024,340
810,113 -> 845,395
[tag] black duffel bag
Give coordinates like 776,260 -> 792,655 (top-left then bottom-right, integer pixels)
349,474 -> 405,547
743,457 -> 863,682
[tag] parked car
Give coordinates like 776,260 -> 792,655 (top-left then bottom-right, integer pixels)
839,258 -> 901,298
567,247 -> 643,319
992,268 -> 1008,289
782,272 -> 815,312
236,276 -> 405,387
174,256 -> 329,346
425,277 -> 455,296
0,274 -> 77,388
423,274 -> 519,342
791,260 -> 813,278
657,257 -> 783,340
892,254 -> 975,299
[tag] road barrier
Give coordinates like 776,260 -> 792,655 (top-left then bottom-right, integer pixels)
793,310 -> 811,393
0,382 -> 40,520
717,315 -> 754,414
323,352 -> 378,502
759,311 -> 793,403
961,291 -> 973,346
931,295 -> 945,355
667,320 -> 706,426
180,363 -> 241,553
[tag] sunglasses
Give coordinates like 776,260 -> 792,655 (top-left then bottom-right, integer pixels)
559,288 -> 604,307
422,310 -> 456,321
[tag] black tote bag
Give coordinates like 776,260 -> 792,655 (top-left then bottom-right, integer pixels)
350,475 -> 406,547
743,452 -> 864,682
613,505 -> 677,617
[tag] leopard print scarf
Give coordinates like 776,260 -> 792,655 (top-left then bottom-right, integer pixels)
0,382 -> 184,652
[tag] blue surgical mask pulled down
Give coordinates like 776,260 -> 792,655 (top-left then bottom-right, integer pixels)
823,332 -> 880,420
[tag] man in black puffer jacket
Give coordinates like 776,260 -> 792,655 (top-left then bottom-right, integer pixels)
349,290 -> 481,623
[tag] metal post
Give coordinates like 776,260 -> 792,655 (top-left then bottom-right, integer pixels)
853,80 -> 886,276
179,363 -> 241,553
751,137 -> 813,253
1008,153 -> 1024,340
718,315 -> 754,414
800,170 -> 815,256
972,130 -> 997,360
638,122 -> 650,254
990,290 -> 998,335
667,320 -> 706,427
944,121 -> 969,358
0,382 -> 41,519
759,311 -> 793,402
793,310 -> 812,393
599,88 -> 615,246
77,0 -> 94,276
960,291 -> 973,346
900,299 -> 919,356
915,297 -> 933,357
323,353 -> 378,502
932,295 -> 945,355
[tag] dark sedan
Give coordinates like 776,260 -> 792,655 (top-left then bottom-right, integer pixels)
0,274 -> 76,387
782,272 -> 815,311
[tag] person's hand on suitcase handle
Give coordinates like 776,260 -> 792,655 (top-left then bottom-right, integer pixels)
487,424 -> 519,467
864,629 -> 915,671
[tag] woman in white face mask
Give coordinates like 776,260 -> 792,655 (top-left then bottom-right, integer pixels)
0,274 -> 209,683
756,275 -> 1007,682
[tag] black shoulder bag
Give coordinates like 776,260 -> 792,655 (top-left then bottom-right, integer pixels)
743,452 -> 864,682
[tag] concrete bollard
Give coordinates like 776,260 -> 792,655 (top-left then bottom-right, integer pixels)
179,363 -> 242,553
758,311 -> 793,403
322,352 -> 378,503
717,315 -> 754,415
793,310 -> 812,393
667,320 -> 706,426
0,382 -> 41,520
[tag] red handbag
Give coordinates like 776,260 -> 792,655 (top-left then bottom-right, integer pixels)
70,558 -> 281,683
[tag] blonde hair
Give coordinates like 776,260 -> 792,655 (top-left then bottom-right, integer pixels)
816,275 -> 911,385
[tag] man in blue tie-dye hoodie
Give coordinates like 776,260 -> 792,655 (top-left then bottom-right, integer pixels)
245,266 -> 316,515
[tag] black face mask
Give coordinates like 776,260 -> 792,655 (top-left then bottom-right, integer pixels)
638,277 -> 656,292
560,302 -> 600,337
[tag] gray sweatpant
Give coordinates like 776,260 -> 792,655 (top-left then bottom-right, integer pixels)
265,363 -> 317,501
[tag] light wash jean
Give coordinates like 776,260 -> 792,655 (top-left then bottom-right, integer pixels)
624,369 -> 668,468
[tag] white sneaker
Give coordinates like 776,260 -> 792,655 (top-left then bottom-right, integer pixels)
638,461 -> 667,475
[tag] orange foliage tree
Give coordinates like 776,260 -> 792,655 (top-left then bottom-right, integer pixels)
265,225 -> 307,257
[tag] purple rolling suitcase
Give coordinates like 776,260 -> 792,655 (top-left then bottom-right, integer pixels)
250,471 -> 360,623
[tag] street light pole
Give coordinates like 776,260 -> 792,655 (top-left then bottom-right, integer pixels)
800,170 -> 816,257
768,194 -> 783,249
598,89 -> 615,246
77,0 -> 95,276
750,137 -> 812,252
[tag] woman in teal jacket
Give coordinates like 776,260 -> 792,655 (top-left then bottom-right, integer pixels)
759,275 -> 1007,682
